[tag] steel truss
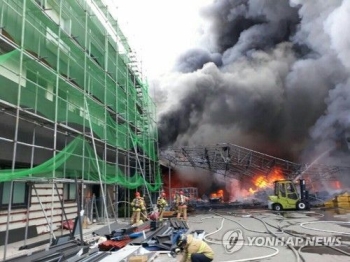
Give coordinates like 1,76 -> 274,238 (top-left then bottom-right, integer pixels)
160,144 -> 350,182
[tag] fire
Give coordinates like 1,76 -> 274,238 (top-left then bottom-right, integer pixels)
332,181 -> 341,189
249,188 -> 256,194
210,193 -> 218,198
336,181 -> 341,189
250,168 -> 285,194
210,189 -> 224,200
268,168 -> 284,182
254,176 -> 268,188
217,189 -> 224,198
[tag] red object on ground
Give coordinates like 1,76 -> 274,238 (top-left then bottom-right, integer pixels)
98,223 -> 151,251
149,211 -> 159,221
99,237 -> 131,250
62,220 -> 74,230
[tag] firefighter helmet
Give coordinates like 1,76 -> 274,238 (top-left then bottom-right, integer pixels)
175,234 -> 187,248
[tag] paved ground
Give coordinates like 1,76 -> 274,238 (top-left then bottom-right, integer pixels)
2,208 -> 350,262
156,208 -> 350,262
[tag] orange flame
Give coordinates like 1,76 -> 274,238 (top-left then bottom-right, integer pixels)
250,168 -> 284,194
254,176 -> 268,188
249,188 -> 256,194
333,181 -> 341,189
210,189 -> 225,199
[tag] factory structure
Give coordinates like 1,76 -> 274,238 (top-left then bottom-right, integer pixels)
0,0 -> 160,255
161,143 -> 350,207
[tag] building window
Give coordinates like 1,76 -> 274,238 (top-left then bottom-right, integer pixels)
0,182 -> 30,210
63,183 -> 76,201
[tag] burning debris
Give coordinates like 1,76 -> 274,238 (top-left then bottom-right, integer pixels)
209,189 -> 224,202
160,138 -> 350,212
162,166 -> 283,205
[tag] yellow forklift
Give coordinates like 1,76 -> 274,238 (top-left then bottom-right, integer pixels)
268,179 -> 309,211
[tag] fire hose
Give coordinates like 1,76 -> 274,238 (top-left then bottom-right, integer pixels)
188,215 -> 281,262
188,210 -> 334,262
204,216 -> 280,262
248,212 -> 350,259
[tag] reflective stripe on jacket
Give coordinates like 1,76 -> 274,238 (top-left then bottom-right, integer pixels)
180,235 -> 214,262
131,197 -> 145,211
157,197 -> 167,208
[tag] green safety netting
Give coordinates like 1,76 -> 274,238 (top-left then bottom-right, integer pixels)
0,49 -> 18,63
0,51 -> 157,158
1,0 -> 157,154
0,0 -> 159,190
0,136 -> 162,191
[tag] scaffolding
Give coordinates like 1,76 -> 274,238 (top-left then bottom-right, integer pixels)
0,0 -> 161,258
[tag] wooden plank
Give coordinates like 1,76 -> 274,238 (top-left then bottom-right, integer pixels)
31,188 -> 63,196
0,202 -> 63,215
0,209 -> 62,222
0,213 -> 76,231
32,184 -> 63,189
31,196 -> 61,203
0,208 -> 76,221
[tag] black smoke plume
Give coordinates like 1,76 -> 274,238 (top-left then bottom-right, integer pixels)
156,0 -> 350,165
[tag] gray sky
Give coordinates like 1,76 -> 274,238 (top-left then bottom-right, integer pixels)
105,0 -> 212,79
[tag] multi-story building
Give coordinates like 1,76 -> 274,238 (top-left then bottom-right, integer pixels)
0,0 -> 160,255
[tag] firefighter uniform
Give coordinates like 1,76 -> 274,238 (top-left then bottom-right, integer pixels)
179,234 -> 214,262
176,191 -> 189,220
140,196 -> 148,221
157,192 -> 168,221
130,192 -> 145,224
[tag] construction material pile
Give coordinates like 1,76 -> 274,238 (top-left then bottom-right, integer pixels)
324,192 -> 350,209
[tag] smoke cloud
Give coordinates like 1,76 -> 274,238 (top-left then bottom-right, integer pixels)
155,0 -> 350,166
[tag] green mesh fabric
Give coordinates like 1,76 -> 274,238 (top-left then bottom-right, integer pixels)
0,50 -> 19,63
0,0 -> 160,191
0,136 -> 161,191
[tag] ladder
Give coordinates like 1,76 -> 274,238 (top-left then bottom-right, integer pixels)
129,129 -> 154,209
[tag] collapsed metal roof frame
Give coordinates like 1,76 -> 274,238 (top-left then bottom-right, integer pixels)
160,143 -> 350,182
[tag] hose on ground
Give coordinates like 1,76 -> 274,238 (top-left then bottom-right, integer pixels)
300,221 -> 350,235
202,216 -> 280,262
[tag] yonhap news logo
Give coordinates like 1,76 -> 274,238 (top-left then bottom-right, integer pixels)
222,229 -> 245,253
222,229 -> 342,253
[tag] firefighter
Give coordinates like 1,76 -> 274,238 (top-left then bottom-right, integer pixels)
173,192 -> 179,209
130,192 -> 145,225
157,192 -> 168,221
176,191 -> 189,220
171,233 -> 214,262
173,191 -> 180,215
140,195 -> 148,221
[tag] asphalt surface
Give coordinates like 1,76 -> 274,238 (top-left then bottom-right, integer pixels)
156,208 -> 350,262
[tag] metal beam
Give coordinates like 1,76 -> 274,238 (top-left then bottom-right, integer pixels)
161,144 -> 350,183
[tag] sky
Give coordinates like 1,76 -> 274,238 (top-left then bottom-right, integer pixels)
104,0 -> 212,80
